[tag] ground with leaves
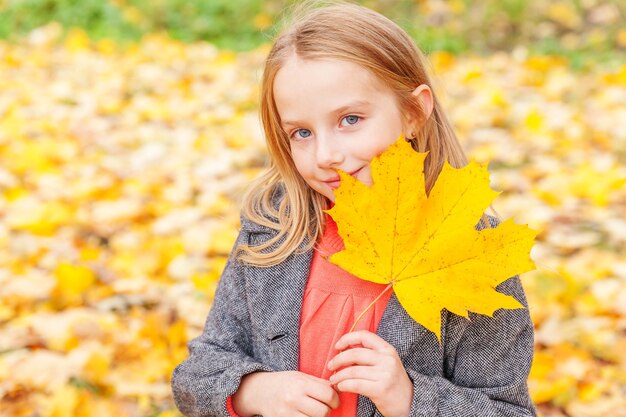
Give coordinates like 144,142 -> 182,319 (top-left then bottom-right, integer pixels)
0,25 -> 625,417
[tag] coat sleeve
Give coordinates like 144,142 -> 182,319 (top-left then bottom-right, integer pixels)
378,215 -> 537,417
171,225 -> 275,417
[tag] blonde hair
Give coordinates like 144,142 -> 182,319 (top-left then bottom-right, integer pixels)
237,0 -> 495,266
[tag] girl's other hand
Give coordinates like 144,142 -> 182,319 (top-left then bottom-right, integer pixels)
327,330 -> 413,417
233,370 -> 340,417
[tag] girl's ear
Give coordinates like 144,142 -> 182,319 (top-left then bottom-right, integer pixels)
405,84 -> 434,137
411,84 -> 434,124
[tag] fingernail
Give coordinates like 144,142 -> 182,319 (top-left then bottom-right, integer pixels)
327,360 -> 333,370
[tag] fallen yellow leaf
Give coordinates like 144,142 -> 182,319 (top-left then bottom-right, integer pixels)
54,262 -> 97,301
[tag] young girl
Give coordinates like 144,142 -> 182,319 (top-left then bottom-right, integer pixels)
171,2 -> 536,416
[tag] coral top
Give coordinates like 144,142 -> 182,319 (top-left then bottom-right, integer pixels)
227,214 -> 392,416
299,213 -> 393,416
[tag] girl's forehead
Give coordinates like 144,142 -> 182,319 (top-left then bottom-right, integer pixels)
278,55 -> 373,77
272,55 -> 401,125
273,55 -> 389,97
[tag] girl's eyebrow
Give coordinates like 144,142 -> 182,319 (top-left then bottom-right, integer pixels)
281,100 -> 372,127
330,100 -> 372,116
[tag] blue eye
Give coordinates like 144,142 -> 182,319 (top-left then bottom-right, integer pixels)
292,129 -> 312,140
341,115 -> 360,126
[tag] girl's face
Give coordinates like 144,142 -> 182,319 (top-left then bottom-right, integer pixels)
273,55 -> 431,202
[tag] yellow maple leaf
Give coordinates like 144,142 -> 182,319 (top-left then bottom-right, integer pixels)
325,135 -> 538,342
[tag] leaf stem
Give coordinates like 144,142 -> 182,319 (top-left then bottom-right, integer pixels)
348,282 -> 394,333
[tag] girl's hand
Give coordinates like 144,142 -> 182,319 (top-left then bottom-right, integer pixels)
233,370 -> 340,417
327,330 -> 413,417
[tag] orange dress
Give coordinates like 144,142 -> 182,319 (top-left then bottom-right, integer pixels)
227,214 -> 392,416
298,214 -> 393,416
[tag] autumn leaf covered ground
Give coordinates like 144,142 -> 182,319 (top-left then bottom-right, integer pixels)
1,19 -> 626,417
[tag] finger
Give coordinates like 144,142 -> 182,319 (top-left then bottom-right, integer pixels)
335,330 -> 394,353
306,378 -> 340,409
328,347 -> 381,371
297,396 -> 332,417
334,378 -> 379,398
329,365 -> 379,385
302,373 -> 334,386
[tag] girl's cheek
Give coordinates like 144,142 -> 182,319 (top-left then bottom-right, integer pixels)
357,166 -> 374,186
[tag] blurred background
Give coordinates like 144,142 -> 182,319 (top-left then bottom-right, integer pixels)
0,0 -> 624,416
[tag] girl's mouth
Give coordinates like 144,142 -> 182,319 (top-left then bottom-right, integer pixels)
325,167 -> 363,189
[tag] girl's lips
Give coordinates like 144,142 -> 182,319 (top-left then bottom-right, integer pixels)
325,167 -> 363,189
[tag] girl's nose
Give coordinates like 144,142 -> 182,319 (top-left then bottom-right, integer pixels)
316,134 -> 345,168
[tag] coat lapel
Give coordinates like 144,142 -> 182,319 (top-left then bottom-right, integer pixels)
248,231 -> 313,372
270,247 -> 312,371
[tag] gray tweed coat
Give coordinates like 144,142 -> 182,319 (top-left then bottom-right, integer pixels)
171,207 -> 537,417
